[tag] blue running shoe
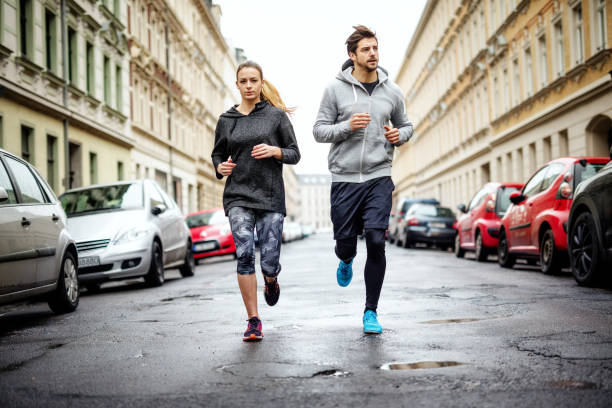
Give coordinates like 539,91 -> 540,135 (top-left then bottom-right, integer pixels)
336,259 -> 353,287
363,310 -> 382,334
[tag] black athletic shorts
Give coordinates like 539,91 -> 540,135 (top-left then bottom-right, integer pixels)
330,176 -> 394,240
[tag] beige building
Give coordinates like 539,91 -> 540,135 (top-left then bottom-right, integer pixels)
298,174 -> 332,231
127,0 -> 238,214
0,0 -> 131,194
284,165 -> 300,221
393,0 -> 612,211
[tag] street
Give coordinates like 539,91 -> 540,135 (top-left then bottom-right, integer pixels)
1,233 -> 611,407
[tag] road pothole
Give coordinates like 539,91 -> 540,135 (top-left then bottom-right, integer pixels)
161,295 -> 213,302
546,380 -> 598,389
311,369 -> 351,378
419,315 -> 510,324
219,362 -> 350,378
380,361 -> 466,370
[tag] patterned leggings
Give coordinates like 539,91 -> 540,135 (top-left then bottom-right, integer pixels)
228,206 -> 284,277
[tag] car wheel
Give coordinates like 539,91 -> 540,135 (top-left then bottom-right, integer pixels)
454,234 -> 465,258
48,251 -> 79,314
475,231 -> 488,262
145,240 -> 164,286
569,212 -> 603,286
497,230 -> 515,269
540,229 -> 563,275
179,241 -> 195,277
402,233 -> 412,248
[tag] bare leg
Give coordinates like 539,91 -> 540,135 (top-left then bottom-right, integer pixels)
237,273 -> 258,318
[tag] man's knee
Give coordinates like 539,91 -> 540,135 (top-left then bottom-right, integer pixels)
365,229 -> 386,252
335,236 -> 357,262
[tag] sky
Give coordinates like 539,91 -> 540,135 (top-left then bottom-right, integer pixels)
214,0 -> 428,175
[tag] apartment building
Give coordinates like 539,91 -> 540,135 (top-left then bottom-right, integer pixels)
298,174 -> 332,232
284,166 -> 300,221
393,0 -> 612,210
0,0 -> 131,194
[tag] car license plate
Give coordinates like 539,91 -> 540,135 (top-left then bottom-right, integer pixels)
195,242 -> 216,252
430,222 -> 446,228
79,256 -> 100,267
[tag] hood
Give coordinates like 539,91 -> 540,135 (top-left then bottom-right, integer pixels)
220,100 -> 269,118
66,209 -> 148,242
337,59 -> 389,86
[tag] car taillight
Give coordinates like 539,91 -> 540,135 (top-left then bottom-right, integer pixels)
486,199 -> 495,212
408,217 -> 419,226
452,220 -> 458,230
559,182 -> 572,199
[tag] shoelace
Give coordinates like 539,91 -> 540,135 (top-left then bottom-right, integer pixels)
247,318 -> 260,331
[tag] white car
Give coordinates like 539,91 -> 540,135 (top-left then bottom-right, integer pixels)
59,180 -> 194,291
0,149 -> 79,313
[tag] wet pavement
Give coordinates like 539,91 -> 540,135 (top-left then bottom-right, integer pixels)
1,233 -> 611,407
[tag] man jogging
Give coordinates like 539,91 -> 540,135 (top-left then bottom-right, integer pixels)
313,25 -> 413,334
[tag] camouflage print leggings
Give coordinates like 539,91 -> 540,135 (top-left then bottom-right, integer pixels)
228,207 -> 284,277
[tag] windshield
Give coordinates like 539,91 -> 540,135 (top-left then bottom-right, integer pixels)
496,186 -> 519,215
186,211 -> 227,228
411,205 -> 455,218
574,162 -> 606,186
60,183 -> 143,216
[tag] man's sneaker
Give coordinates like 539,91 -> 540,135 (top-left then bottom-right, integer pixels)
264,278 -> 280,306
336,259 -> 353,287
243,317 -> 263,342
363,310 -> 382,334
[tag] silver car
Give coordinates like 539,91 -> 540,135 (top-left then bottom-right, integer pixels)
0,149 -> 79,313
59,180 -> 194,291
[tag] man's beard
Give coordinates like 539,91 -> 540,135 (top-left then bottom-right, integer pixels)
356,59 -> 378,73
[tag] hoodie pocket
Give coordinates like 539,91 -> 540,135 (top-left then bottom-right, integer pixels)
362,138 -> 393,173
328,137 -> 363,174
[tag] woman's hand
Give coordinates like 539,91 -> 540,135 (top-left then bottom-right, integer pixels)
252,144 -> 283,160
217,158 -> 237,176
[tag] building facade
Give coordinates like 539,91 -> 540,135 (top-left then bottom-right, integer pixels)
0,0 -> 131,194
127,0 -> 238,214
283,165 -> 299,221
393,0 -> 612,211
298,174 -> 332,232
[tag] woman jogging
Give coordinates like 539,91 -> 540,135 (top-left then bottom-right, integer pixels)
212,61 -> 300,342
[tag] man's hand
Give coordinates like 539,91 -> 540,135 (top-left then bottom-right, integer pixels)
384,125 -> 400,144
252,144 -> 282,160
349,113 -> 371,131
217,158 -> 236,176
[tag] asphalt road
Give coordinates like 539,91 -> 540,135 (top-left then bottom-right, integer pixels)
1,233 -> 611,407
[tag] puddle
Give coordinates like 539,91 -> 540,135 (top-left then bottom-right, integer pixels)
219,362 -> 349,379
547,380 -> 598,389
381,361 -> 466,370
420,315 -> 510,324
311,369 -> 351,378
161,295 -> 212,302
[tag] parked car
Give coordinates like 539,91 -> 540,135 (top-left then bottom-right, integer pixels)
59,180 -> 194,291
498,157 -> 610,274
186,208 -> 236,263
567,155 -> 612,286
282,221 -> 304,243
389,198 -> 440,243
395,203 -> 457,250
455,182 -> 523,261
0,149 -> 79,313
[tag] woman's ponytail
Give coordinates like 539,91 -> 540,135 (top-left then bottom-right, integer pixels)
236,60 -> 295,114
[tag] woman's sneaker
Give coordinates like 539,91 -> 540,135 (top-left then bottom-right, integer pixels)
264,278 -> 280,306
363,310 -> 382,334
243,317 -> 263,342
336,259 -> 353,287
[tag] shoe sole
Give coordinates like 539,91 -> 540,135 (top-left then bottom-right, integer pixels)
243,334 -> 263,342
364,329 -> 382,334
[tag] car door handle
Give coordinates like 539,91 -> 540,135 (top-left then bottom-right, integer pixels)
52,214 -> 60,222
21,217 -> 31,227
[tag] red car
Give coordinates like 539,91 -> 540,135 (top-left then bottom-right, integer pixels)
498,157 -> 610,274
186,208 -> 236,263
455,182 -> 523,261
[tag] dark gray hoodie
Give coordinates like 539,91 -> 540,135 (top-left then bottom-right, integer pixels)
211,101 -> 300,216
313,61 -> 413,183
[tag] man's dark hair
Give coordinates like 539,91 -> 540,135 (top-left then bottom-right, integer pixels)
346,25 -> 377,55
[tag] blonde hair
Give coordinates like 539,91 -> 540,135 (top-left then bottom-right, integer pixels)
237,61 -> 295,114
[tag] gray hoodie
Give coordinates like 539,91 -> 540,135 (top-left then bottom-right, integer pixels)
313,62 -> 413,183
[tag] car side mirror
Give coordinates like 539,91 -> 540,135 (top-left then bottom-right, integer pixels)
151,204 -> 166,216
457,203 -> 467,213
0,187 -> 8,203
509,191 -> 525,205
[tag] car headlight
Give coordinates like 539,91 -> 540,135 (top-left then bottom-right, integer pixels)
114,227 -> 151,244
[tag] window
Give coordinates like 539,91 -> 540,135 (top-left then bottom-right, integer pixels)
21,125 -> 33,164
0,160 -> 18,205
468,188 -> 489,210
538,35 -> 548,88
594,0 -> 607,51
512,58 -> 521,105
554,20 -> 565,77
104,56 -> 111,105
46,135 -> 57,191
89,152 -> 97,184
19,0 -> 33,58
117,161 -> 124,181
68,27 -> 77,84
540,163 -> 565,192
502,67 -> 510,111
5,156 -> 46,204
523,166 -> 548,198
148,182 -> 165,208
524,47 -> 533,96
86,42 -> 94,95
493,74 -> 500,118
45,9 -> 57,72
573,3 -> 584,64
115,65 -> 122,111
